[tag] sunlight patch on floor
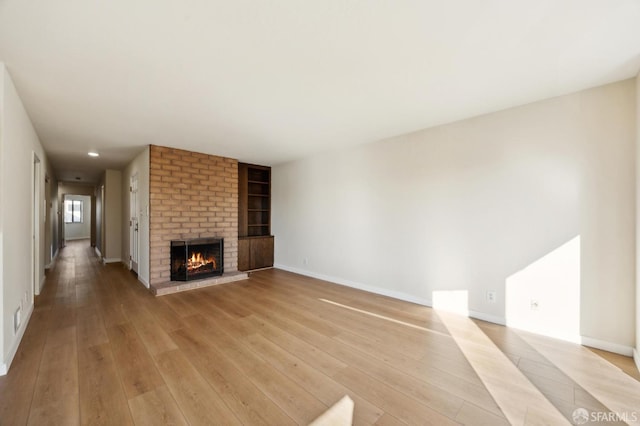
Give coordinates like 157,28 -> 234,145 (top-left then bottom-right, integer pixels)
516,331 -> 640,424
318,299 -> 450,338
436,310 -> 570,425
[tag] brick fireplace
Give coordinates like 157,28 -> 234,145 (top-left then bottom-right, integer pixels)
149,145 -> 239,288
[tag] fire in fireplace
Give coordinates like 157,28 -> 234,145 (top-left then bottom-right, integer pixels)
170,237 -> 223,281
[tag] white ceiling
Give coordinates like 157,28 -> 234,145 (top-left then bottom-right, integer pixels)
1,1 -> 639,183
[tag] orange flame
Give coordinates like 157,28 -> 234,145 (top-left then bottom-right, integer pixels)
187,252 -> 217,271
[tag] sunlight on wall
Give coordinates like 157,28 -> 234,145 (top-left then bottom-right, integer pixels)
432,290 -> 469,316
506,236 -> 580,343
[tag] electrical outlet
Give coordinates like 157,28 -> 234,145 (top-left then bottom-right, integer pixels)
530,299 -> 539,311
303,258 -> 309,266
486,291 -> 497,303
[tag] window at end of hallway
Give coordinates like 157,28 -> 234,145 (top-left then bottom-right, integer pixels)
64,199 -> 83,223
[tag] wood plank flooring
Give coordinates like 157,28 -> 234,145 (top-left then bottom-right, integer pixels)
0,240 -> 638,425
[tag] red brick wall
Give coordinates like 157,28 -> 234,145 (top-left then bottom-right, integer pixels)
149,145 -> 238,285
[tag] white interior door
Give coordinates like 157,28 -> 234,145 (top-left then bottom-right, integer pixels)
130,173 -> 139,273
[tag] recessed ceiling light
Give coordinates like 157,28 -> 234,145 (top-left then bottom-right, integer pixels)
88,151 -> 99,157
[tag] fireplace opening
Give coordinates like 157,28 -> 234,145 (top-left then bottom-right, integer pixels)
171,237 -> 224,281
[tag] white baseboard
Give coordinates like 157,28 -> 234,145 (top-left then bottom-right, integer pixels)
94,247 -> 102,258
634,348 -> 640,374
138,275 -> 150,289
102,257 -> 121,264
273,265 -> 640,355
0,302 -> 34,376
45,248 -> 59,269
121,260 -> 149,288
580,336 -> 634,357
273,264 -> 506,325
39,274 -> 46,293
65,236 -> 90,241
468,309 -> 507,326
274,264 -> 433,307
274,264 -> 508,325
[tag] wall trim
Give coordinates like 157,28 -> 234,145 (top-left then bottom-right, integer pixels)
274,264 -> 508,325
39,274 -> 46,292
275,263 -> 433,306
468,309 -> 507,326
0,302 -> 34,376
64,236 -> 91,241
45,248 -> 59,269
138,274 -> 150,289
94,247 -> 102,258
579,336 -> 634,357
120,259 -> 149,288
102,257 -> 121,264
274,264 -> 635,356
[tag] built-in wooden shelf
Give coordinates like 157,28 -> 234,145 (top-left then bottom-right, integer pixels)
238,163 -> 274,271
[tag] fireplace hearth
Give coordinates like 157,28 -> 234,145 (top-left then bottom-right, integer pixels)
170,238 -> 224,281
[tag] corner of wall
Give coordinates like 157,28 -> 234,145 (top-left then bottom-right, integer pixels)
0,60 -> 5,369
104,169 -> 122,261
120,147 -> 151,286
138,274 -> 150,289
636,70 -> 640,361
581,336 -> 634,357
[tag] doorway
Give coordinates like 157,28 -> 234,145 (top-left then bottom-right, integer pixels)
63,194 -> 92,244
130,173 -> 139,273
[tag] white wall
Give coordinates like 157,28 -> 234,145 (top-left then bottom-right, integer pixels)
95,185 -> 103,256
0,64 -> 49,373
121,147 -> 150,287
0,63 -> 5,368
636,70 -> 640,369
63,194 -> 91,240
274,79 -> 636,353
103,169 -> 122,262
44,175 -> 59,268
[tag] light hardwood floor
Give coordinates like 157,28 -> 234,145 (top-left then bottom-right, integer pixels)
0,240 -> 638,425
